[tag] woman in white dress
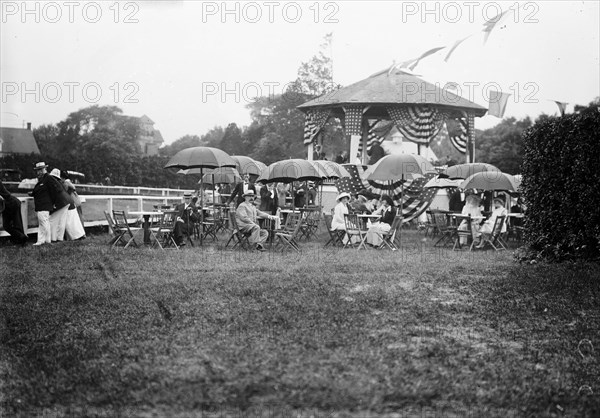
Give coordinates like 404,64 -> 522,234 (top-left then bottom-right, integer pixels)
331,192 -> 350,231
477,197 -> 508,247
366,195 -> 396,246
458,194 -> 483,245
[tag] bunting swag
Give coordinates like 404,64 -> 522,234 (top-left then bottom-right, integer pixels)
358,120 -> 394,154
387,105 -> 447,146
302,108 -> 331,145
446,112 -> 468,154
336,164 -> 438,222
342,106 -> 364,136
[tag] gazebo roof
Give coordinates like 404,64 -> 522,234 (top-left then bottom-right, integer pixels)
298,69 -> 488,117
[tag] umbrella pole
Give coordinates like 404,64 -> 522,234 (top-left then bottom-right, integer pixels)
399,176 -> 403,251
200,168 -> 204,246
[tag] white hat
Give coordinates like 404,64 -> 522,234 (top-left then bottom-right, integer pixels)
336,192 -> 351,202
50,168 -> 61,178
243,190 -> 256,197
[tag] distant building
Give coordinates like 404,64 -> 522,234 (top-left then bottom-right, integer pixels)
380,126 -> 439,162
131,114 -> 164,156
0,125 -> 41,155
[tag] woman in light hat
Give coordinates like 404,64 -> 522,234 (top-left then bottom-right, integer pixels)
49,168 -> 80,241
366,195 -> 396,246
331,192 -> 351,231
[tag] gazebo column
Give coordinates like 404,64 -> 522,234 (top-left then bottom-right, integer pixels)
466,113 -> 475,163
360,118 -> 370,165
307,142 -> 314,161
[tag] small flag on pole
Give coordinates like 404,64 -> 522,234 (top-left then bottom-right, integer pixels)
488,90 -> 511,118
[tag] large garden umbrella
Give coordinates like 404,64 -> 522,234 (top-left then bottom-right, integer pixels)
424,176 -> 463,189
257,159 -> 328,211
164,147 -> 236,244
364,154 -> 437,249
231,155 -> 266,176
312,160 -> 351,180
460,171 -> 518,192
201,167 -> 242,185
441,163 -> 499,180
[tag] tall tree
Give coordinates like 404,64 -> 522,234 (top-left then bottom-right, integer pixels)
475,117 -> 532,174
219,123 -> 245,156
159,135 -> 201,157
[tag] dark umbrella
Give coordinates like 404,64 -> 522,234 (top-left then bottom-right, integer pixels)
364,154 -> 437,249
164,147 -> 236,244
231,155 -> 267,176
257,159 -> 328,212
441,163 -> 499,180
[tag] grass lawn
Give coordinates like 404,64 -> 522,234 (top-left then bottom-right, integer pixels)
1,228 -> 599,417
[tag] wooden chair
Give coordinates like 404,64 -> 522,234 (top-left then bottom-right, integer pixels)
274,212 -> 303,252
452,216 -> 477,251
478,215 -> 508,251
151,210 -> 180,249
111,210 -> 142,248
224,210 -> 251,250
104,210 -> 126,247
323,213 -> 345,247
300,208 -> 321,240
433,212 -> 456,248
377,216 -> 403,251
343,213 -> 369,250
201,209 -> 220,242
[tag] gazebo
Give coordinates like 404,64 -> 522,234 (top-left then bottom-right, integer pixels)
297,68 -> 488,164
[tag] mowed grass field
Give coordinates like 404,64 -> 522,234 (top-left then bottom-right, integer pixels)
1,229 -> 599,417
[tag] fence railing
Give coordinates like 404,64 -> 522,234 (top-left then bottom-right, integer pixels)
0,195 -> 185,237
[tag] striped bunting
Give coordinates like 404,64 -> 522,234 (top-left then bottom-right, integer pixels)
446,113 -> 468,154
358,120 -> 394,154
303,109 -> 331,145
387,105 -> 447,146
336,164 -> 438,222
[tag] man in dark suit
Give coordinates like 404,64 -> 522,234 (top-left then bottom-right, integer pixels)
172,192 -> 198,246
228,174 -> 256,208
0,180 -> 28,246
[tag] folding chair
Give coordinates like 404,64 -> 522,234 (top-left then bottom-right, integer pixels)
343,214 -> 369,250
323,214 -> 345,247
104,210 -> 126,247
423,210 -> 437,237
478,215 -> 508,251
300,208 -> 321,240
152,210 -> 180,249
433,213 -> 456,248
275,212 -> 303,252
224,210 -> 251,250
377,216 -> 403,251
452,216 -> 477,251
111,210 -> 143,248
201,209 -> 220,242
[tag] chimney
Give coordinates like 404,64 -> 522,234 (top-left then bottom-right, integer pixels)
26,122 -> 32,130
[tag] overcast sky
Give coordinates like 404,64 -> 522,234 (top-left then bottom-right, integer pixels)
2,1 -> 599,144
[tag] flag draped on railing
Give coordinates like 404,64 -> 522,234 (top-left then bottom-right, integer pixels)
303,108 -> 331,145
387,105 -> 447,146
336,164 -> 438,222
343,106 -> 364,136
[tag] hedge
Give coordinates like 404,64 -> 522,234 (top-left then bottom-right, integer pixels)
521,110 -> 600,261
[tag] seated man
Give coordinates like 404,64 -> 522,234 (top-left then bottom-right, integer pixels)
173,192 -> 199,246
235,190 -> 278,251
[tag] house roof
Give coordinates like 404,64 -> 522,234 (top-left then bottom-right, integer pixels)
298,68 -> 488,117
0,127 -> 41,155
139,115 -> 155,125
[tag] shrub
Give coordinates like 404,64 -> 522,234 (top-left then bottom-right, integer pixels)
521,108 -> 600,261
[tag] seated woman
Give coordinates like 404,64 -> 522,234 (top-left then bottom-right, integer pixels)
331,192 -> 350,231
366,195 -> 396,246
458,194 -> 483,245
351,194 -> 371,214
476,197 -> 508,248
